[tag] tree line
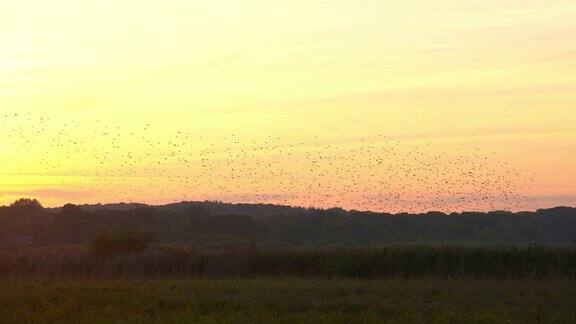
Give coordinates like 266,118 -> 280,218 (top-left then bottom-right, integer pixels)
1,198 -> 575,248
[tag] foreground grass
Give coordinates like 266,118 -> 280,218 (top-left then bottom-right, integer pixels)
1,278 -> 576,323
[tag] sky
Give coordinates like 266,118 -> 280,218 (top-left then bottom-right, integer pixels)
0,0 -> 575,211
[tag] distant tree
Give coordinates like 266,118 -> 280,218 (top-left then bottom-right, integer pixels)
9,198 -> 43,210
61,203 -> 81,213
88,230 -> 156,257
188,205 -> 209,217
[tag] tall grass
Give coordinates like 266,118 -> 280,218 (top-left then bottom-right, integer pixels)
1,245 -> 576,279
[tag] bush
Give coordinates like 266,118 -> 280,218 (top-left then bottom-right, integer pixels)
88,230 -> 155,257
9,198 -> 43,210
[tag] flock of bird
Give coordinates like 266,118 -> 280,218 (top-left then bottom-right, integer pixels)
0,112 -> 537,213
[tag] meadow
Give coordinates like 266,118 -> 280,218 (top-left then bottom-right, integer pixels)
3,245 -> 576,323
2,278 -> 576,323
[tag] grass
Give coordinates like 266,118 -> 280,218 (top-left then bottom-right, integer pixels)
2,245 -> 576,323
1,278 -> 576,323
3,245 -> 576,279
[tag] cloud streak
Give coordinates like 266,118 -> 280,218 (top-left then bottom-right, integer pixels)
0,189 -> 90,200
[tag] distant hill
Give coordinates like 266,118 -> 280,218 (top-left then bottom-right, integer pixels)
51,201 -> 306,219
62,202 -> 150,212
3,199 -> 576,248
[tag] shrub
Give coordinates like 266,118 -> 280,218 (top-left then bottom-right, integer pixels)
9,198 -> 43,210
88,230 -> 155,257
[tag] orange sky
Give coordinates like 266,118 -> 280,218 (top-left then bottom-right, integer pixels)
0,0 -> 575,211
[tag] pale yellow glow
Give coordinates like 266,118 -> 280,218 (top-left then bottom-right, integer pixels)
0,0 -> 575,211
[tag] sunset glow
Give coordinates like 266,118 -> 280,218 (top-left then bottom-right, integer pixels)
0,0 -> 575,211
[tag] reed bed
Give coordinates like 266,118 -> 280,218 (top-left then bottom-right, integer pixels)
1,245 -> 576,279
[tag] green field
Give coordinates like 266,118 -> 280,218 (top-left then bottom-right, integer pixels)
1,278 -> 576,323
2,245 -> 576,323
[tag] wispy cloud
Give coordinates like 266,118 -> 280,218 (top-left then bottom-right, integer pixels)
0,189 -> 90,200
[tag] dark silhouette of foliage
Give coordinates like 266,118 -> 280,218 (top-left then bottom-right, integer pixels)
88,230 -> 155,257
2,199 -> 576,247
9,198 -> 43,210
